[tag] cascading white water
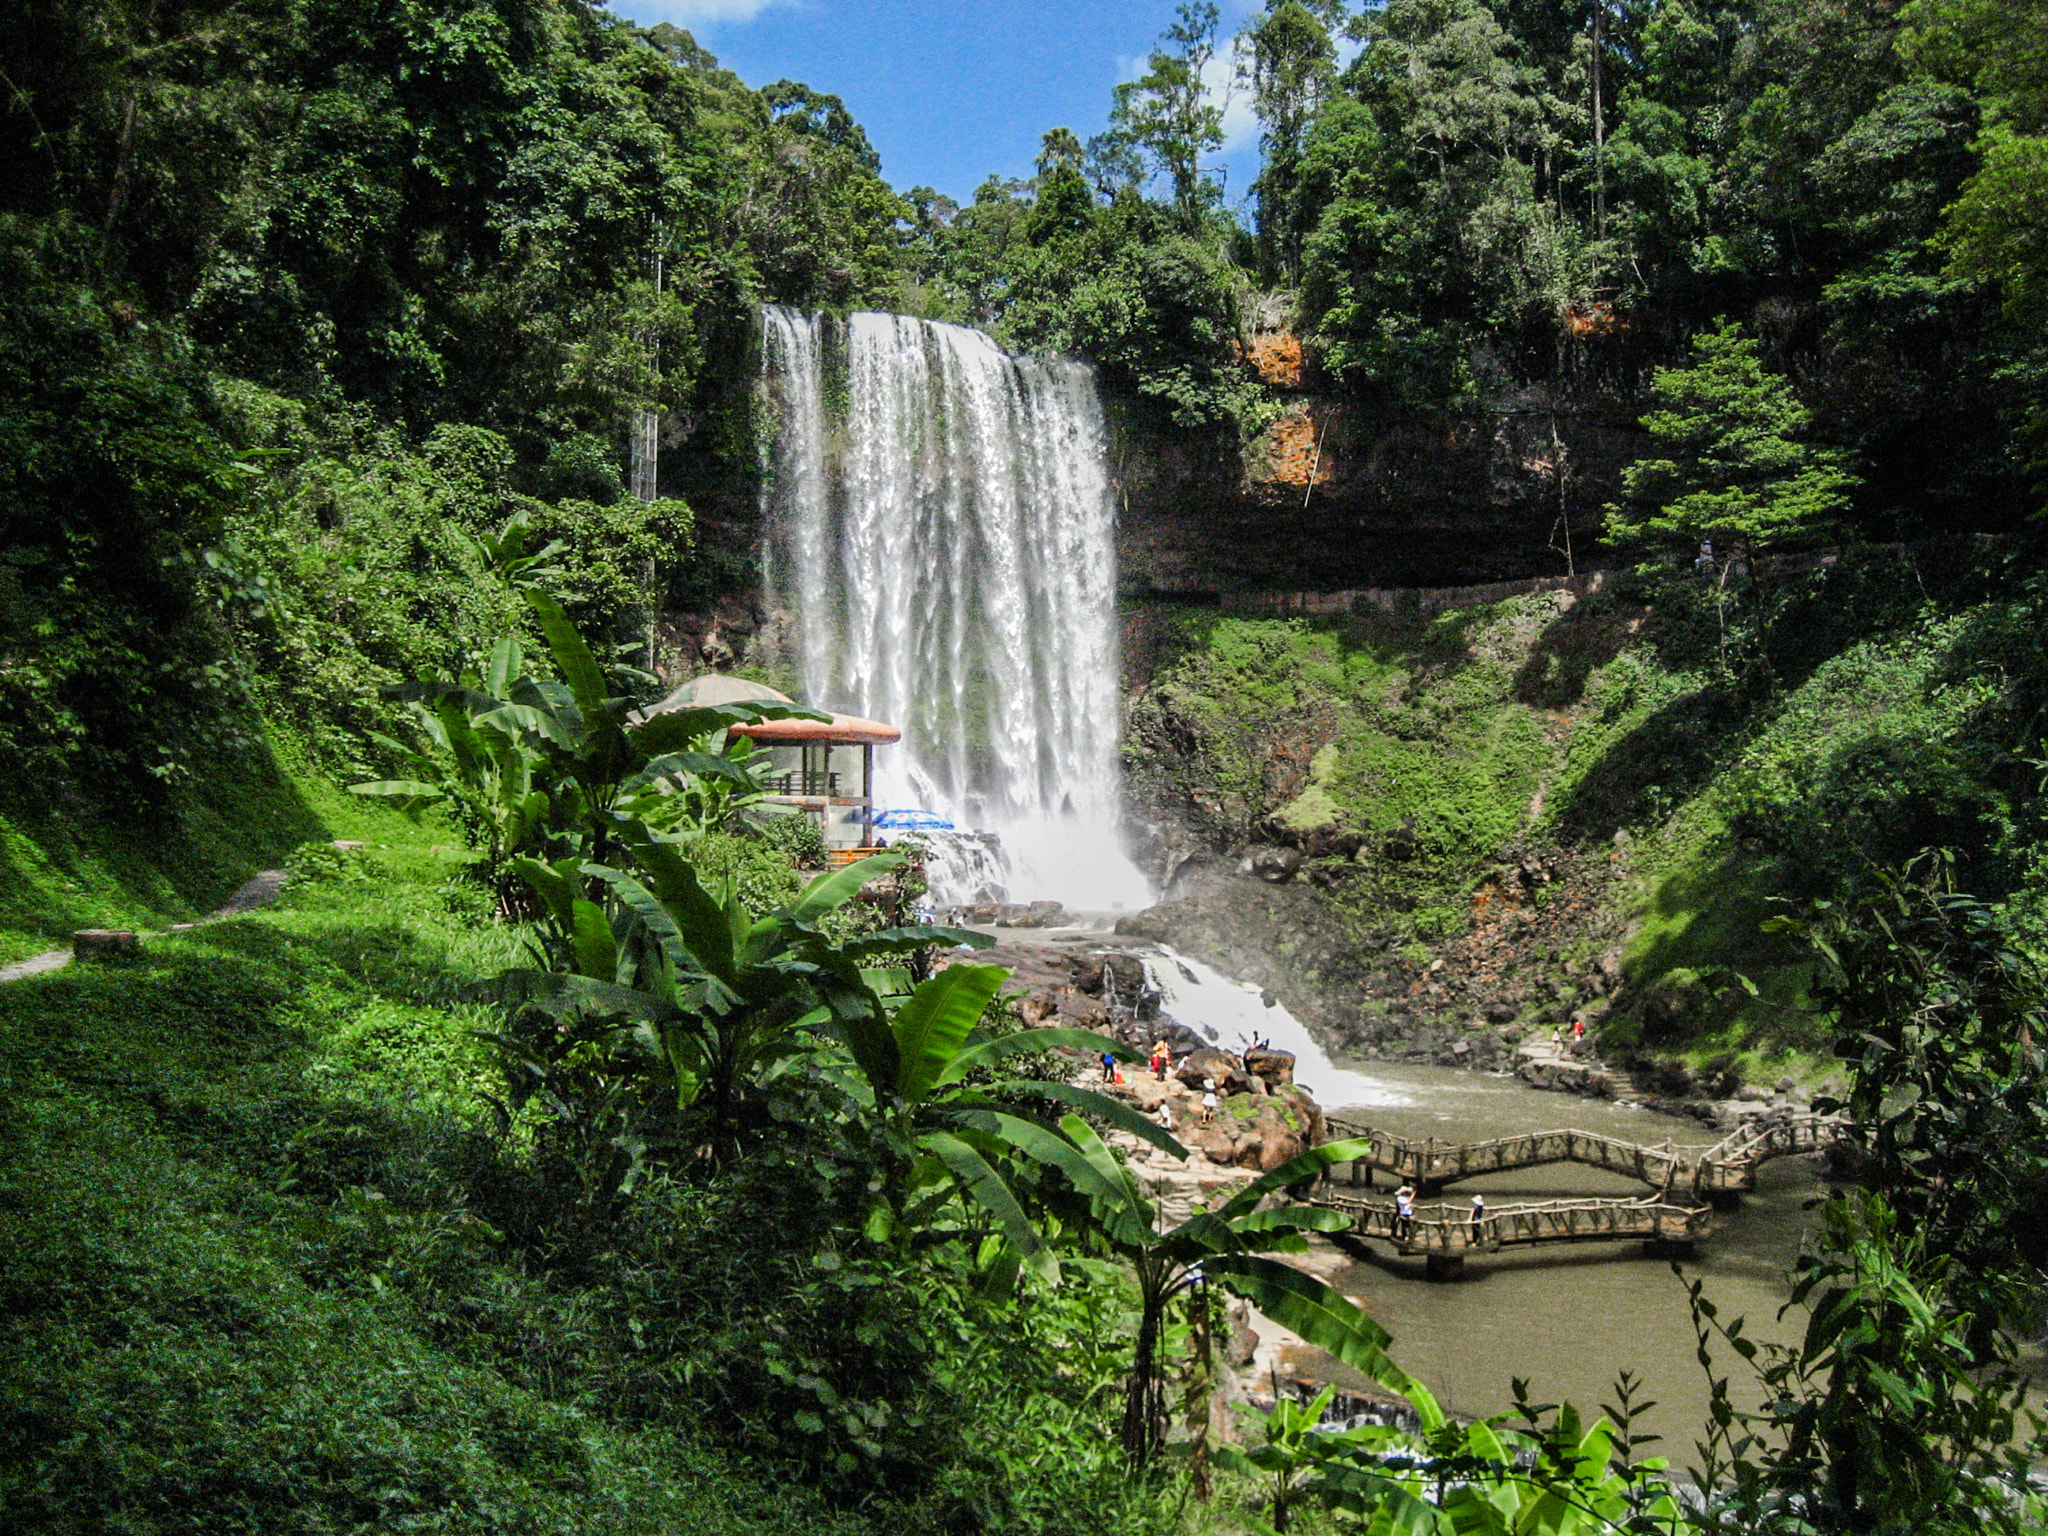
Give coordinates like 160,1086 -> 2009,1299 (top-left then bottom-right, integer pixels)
1141,946 -> 1411,1112
760,306 -> 1152,910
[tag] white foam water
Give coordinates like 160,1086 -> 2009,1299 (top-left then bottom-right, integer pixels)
1142,945 -> 1411,1113
760,306 -> 1153,910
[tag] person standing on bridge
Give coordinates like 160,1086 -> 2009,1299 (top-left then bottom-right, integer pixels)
1470,1192 -> 1485,1245
1394,1184 -> 1415,1239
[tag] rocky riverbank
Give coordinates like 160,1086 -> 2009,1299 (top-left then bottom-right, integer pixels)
979,936 -> 1330,1173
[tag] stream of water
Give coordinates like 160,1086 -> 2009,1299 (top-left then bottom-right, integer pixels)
1138,939 -> 1811,1448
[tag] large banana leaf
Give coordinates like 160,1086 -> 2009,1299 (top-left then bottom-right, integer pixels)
820,982 -> 900,1111
1057,1114 -> 1165,1246
997,1079 -> 1186,1156
512,856 -> 582,931
585,862 -> 737,999
626,749 -> 762,793
492,967 -> 684,1028
349,779 -> 448,809
568,898 -> 620,983
484,634 -> 523,697
789,853 -> 904,926
629,701 -> 828,756
607,829 -> 737,981
526,589 -> 611,732
943,1107 -> 1133,1209
919,1130 -> 1049,1280
1196,1252 -> 1445,1430
892,964 -> 1007,1104
1231,1204 -> 1353,1237
473,701 -> 581,751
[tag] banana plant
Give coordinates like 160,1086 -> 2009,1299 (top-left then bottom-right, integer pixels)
1212,1383 -> 1379,1533
1048,1118 -> 1445,1468
1309,1395 -> 1686,1536
823,960 -> 1182,1285
355,585 -> 825,908
508,835 -> 997,1162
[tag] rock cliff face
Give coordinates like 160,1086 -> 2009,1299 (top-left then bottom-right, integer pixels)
654,320 -> 1653,678
1115,856 -> 1631,1076
1111,332 -> 1649,597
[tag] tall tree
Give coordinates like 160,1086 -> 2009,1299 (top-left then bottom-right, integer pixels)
1029,127 -> 1095,244
1241,0 -> 1340,283
1109,1 -> 1227,233
1608,319 -> 1858,549
1906,0 -> 2048,338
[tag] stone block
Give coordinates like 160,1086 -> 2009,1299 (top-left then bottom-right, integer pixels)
73,930 -> 140,961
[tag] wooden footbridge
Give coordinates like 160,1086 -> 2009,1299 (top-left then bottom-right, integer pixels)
1311,1190 -> 1713,1279
1320,1113 -> 1841,1203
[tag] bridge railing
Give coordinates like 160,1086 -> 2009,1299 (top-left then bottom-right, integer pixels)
1314,1192 -> 1711,1251
1319,1113 -> 1843,1197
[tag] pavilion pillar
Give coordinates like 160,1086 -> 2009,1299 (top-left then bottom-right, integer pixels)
862,744 -> 874,846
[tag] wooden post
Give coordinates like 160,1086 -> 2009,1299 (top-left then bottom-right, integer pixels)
862,744 -> 874,846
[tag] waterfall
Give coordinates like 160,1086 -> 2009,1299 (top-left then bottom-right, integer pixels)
759,307 -> 1152,911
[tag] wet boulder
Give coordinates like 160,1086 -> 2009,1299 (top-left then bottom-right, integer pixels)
1176,1047 -> 1249,1095
1243,1046 -> 1296,1088
1203,1094 -> 1315,1171
1245,845 -> 1304,883
1100,951 -> 1148,998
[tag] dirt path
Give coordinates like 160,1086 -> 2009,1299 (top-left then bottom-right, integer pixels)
0,866 -> 293,984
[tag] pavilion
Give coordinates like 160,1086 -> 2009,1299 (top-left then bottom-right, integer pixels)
639,674 -> 901,859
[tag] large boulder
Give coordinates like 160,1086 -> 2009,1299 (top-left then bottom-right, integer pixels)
1189,1123 -> 1241,1166
1244,1046 -> 1296,1088
1246,845 -> 1304,883
1176,1047 -> 1249,1095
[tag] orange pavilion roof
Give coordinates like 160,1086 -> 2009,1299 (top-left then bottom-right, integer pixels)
729,713 -> 901,746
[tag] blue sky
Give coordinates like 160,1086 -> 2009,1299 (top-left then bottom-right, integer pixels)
602,0 -> 1269,208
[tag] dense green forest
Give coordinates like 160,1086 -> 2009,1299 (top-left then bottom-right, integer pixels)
3,0 -> 2048,1532
3,0 -> 2044,789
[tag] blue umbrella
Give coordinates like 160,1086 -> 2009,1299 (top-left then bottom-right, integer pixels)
873,808 -> 956,831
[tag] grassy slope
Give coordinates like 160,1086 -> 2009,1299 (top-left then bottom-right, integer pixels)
0,735 -> 327,964
1126,541 -> 2045,1062
0,780 -> 886,1536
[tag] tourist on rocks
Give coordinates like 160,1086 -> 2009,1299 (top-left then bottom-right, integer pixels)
1200,1078 -> 1218,1123
1100,1050 -> 1117,1083
1394,1184 -> 1415,1239
1155,1099 -> 1174,1133
1470,1193 -> 1485,1244
1150,1041 -> 1169,1081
